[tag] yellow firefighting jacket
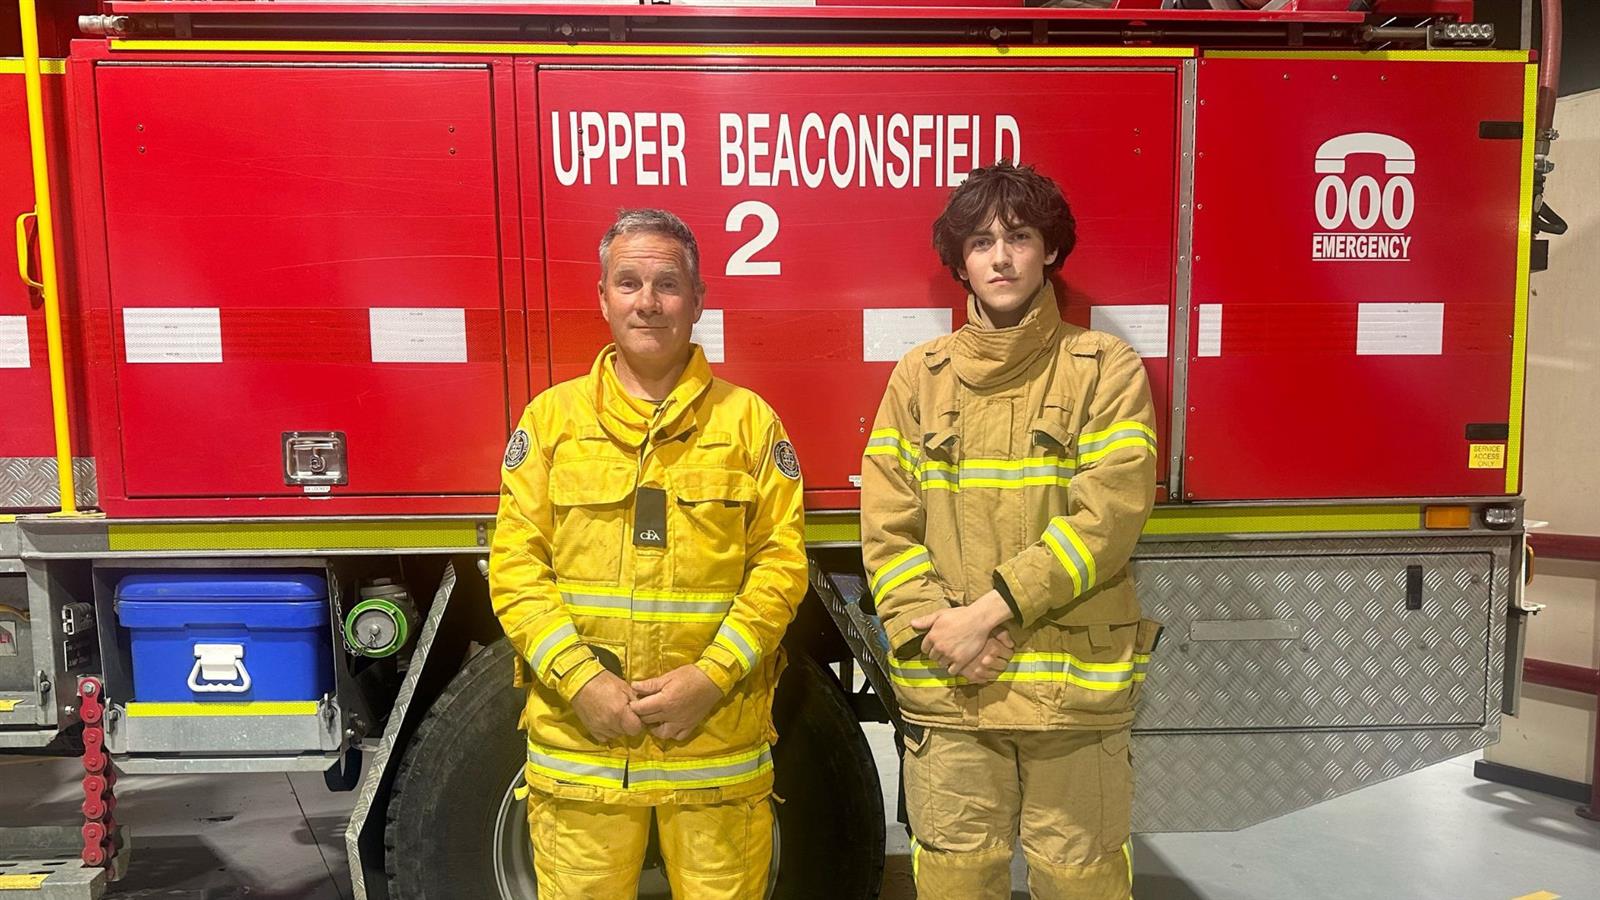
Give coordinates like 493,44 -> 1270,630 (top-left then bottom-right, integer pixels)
491,345 -> 808,804
862,283 -> 1160,731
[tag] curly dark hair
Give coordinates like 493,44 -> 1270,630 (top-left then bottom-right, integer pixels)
931,161 -> 1077,285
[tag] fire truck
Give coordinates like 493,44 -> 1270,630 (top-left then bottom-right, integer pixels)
0,1 -> 1564,897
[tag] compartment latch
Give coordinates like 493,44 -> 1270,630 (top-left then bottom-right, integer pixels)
283,431 -> 348,487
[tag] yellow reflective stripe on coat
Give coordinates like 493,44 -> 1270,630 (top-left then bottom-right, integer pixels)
867,428 -> 1081,493
873,423 -> 1146,486
864,428 -> 918,473
1042,516 -> 1097,595
1077,420 -> 1157,465
911,836 -> 924,880
526,742 -> 628,789
917,459 -> 959,491
714,619 -> 761,673
529,621 -> 580,677
629,745 -> 774,791
527,741 -> 773,792
888,651 -> 1150,691
870,545 -> 933,602
557,584 -> 632,618
558,583 -> 736,622
633,589 -> 736,622
1123,838 -> 1134,892
924,456 -> 1076,492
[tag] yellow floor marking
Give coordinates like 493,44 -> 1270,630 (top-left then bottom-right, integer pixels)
1512,892 -> 1560,900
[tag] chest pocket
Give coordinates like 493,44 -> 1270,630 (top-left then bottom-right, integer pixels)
1024,400 -> 1079,525
548,461 -> 634,585
1030,401 -> 1077,460
668,467 -> 756,591
915,424 -> 955,493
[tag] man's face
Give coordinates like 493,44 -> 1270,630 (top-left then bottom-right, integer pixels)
959,213 -> 1057,320
598,231 -> 703,369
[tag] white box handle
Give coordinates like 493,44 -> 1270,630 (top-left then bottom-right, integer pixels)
188,642 -> 252,694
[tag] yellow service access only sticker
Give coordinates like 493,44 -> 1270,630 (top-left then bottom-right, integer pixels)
1470,443 -> 1507,469
0,872 -> 49,889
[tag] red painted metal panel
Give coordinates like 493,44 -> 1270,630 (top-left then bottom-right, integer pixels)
1184,58 -> 1527,500
0,3 -> 95,58
0,70 -> 54,462
93,63 -> 511,500
0,69 -> 89,475
67,54 -> 129,510
515,58 -> 552,400
490,58 -> 535,417
533,66 -> 1178,494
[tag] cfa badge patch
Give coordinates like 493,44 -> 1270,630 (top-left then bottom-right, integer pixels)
503,429 -> 530,470
774,440 -> 801,480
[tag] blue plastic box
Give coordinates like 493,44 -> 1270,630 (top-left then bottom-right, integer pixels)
116,572 -> 333,703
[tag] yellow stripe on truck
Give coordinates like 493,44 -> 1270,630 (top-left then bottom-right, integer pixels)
125,701 -> 320,717
1505,63 -> 1538,493
107,520 -> 483,551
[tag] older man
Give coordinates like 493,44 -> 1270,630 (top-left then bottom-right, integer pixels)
489,209 -> 808,898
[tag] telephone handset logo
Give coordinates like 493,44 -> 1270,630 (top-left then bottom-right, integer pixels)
1314,132 -> 1416,232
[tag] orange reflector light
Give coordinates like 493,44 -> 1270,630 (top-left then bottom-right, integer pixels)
1424,506 -> 1472,529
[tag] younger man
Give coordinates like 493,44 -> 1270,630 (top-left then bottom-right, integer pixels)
862,162 -> 1160,899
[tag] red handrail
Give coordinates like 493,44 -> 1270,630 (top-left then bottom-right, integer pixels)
1520,532 -> 1600,821
1524,658 -> 1600,696
1527,533 -> 1600,563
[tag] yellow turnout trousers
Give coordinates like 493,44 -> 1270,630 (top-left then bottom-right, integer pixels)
904,727 -> 1134,900
527,790 -> 774,900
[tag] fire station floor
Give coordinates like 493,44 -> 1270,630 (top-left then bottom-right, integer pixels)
2,725 -> 1597,900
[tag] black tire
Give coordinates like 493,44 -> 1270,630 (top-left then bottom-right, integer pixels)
384,640 -> 885,899
770,652 -> 886,899
385,639 -> 527,899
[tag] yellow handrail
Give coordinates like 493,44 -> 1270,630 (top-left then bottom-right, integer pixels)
17,0 -> 78,514
14,210 -> 41,289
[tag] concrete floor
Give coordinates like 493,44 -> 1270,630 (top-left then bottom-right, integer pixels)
2,726 -> 1596,899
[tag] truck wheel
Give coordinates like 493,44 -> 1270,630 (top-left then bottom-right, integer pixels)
384,639 -> 526,898
384,640 -> 884,899
769,652 -> 885,898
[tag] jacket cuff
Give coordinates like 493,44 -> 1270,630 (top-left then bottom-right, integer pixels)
549,646 -> 605,704
991,571 -> 1022,624
694,653 -> 742,695
884,598 -> 951,660
993,556 -> 1052,629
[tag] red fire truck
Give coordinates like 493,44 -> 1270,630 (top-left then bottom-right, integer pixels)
0,1 -> 1563,897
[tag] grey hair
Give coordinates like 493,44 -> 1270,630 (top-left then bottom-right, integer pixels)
598,208 -> 703,289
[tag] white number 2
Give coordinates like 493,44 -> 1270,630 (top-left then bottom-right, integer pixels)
724,200 -> 781,276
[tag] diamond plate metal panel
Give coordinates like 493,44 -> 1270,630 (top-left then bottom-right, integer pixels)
0,458 -> 97,510
1131,727 -> 1493,832
1130,535 -> 1514,736
1130,552 -> 1492,730
1118,535 -> 1516,830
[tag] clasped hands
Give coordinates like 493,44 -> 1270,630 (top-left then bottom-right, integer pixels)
570,663 -> 723,743
570,589 -> 1017,743
910,589 -> 1016,683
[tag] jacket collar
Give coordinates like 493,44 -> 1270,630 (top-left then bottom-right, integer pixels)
947,281 -> 1063,388
591,344 -> 713,447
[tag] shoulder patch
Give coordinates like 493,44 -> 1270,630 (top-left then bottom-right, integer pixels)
773,440 -> 801,480
503,429 -> 531,470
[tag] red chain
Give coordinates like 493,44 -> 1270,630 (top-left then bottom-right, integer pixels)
76,677 -> 117,867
